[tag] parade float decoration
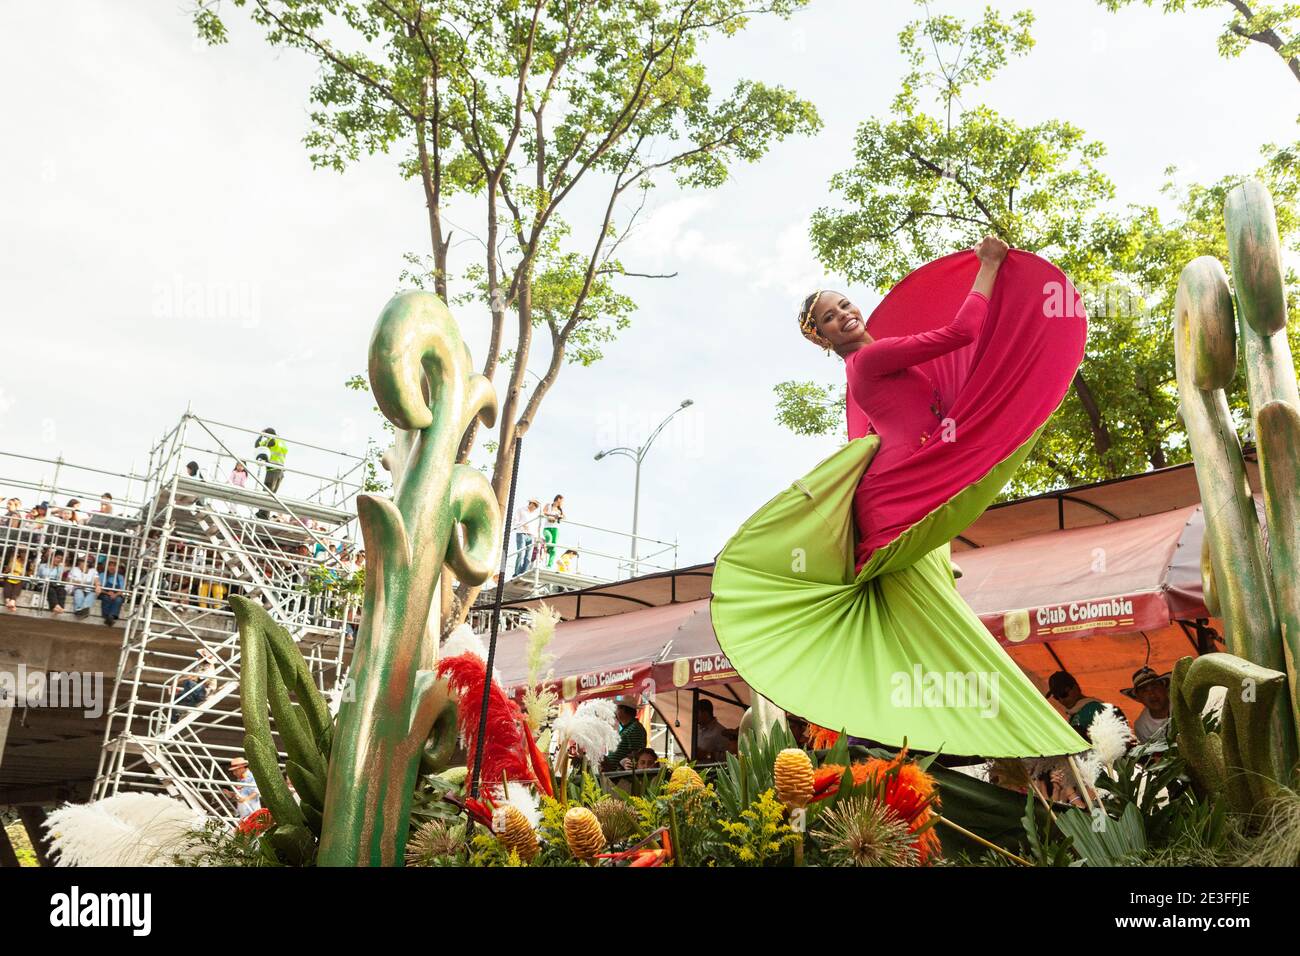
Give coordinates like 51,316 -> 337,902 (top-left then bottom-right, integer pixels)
233,290 -> 502,866
211,187 -> 1300,868
1170,179 -> 1300,812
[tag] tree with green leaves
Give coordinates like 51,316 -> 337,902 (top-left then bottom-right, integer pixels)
1098,0 -> 1300,84
776,1 -> 1300,496
196,0 -> 820,629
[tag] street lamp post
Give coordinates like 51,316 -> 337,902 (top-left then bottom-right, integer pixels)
595,398 -> 693,578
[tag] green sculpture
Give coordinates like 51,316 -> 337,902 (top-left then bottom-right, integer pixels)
1171,178 -> 1300,804
1170,653 -> 1287,813
234,291 -> 501,866
231,597 -> 332,865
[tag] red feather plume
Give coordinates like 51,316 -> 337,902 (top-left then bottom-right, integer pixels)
436,652 -> 534,795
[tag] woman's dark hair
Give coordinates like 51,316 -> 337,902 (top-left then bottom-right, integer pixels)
798,290 -> 831,347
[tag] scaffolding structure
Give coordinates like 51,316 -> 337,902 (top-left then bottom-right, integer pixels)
92,413 -> 366,822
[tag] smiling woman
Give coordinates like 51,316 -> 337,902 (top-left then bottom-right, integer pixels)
711,241 -> 1090,759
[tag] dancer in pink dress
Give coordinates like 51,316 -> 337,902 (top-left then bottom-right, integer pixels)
710,236 -> 1090,757
802,236 -> 1007,568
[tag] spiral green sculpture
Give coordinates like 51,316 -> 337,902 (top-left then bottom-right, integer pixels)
1171,179 -> 1300,807
234,292 -> 500,866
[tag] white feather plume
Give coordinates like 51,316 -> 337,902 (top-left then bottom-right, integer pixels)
43,793 -> 208,867
502,781 -> 541,829
552,698 -> 620,771
439,623 -> 500,682
441,623 -> 487,661
1073,750 -> 1103,784
1086,706 -> 1135,769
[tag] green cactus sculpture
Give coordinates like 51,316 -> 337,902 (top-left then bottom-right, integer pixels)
1170,653 -> 1287,813
230,597 -> 333,864
233,291 -> 500,866
1172,179 -> 1300,801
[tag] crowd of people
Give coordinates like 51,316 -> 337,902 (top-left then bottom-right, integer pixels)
2,492 -> 131,624
0,426 -> 364,633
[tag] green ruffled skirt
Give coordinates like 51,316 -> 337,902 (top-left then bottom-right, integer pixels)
710,433 -> 1087,758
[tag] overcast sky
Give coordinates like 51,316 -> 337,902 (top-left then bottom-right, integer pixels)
2,0 -> 1298,574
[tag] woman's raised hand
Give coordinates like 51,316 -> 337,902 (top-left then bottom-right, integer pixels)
975,235 -> 1009,267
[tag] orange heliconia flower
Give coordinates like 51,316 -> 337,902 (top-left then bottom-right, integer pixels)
804,723 -> 841,751
811,749 -> 940,863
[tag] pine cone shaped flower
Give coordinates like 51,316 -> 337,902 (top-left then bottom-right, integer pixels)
495,805 -> 539,863
665,765 -> 704,794
564,806 -> 606,861
774,748 -> 815,809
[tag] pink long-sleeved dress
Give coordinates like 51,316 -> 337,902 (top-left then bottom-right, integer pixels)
846,290 -> 989,569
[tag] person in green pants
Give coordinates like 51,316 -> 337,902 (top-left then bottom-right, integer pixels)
542,494 -> 564,567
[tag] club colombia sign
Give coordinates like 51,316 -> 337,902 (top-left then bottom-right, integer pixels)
990,590 -> 1170,645
515,652 -> 740,704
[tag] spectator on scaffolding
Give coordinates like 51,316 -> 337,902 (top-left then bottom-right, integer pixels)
98,557 -> 126,626
170,649 -> 217,723
512,497 -> 540,576
556,548 -> 579,574
229,757 -> 262,820
195,546 -> 225,609
37,550 -> 68,614
68,553 -> 97,618
99,493 -> 113,515
185,460 -> 202,479
23,501 -> 49,531
254,427 -> 287,494
230,460 -> 250,488
53,499 -> 85,525
4,549 -> 29,612
5,498 -> 22,529
542,495 -> 564,568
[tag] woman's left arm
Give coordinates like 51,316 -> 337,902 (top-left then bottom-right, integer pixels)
970,235 -> 1009,297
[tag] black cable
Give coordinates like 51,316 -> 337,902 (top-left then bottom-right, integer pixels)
467,434 -> 523,826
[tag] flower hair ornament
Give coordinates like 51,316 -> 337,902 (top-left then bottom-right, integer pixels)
798,289 -> 832,350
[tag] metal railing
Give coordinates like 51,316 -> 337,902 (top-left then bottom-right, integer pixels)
490,513 -> 678,605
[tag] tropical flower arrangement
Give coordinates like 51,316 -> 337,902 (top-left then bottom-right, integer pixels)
155,605 -> 1300,868
398,718 -> 949,868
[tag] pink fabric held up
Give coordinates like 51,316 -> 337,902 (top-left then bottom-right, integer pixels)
845,249 -> 1087,572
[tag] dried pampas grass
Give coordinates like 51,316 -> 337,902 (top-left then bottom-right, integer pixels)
521,604 -> 560,734
44,793 -> 208,867
1086,706 -> 1135,770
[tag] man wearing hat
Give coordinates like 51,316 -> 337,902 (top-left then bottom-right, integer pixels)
512,497 -> 541,576
1047,670 -> 1127,743
229,756 -> 262,820
1123,667 -> 1171,743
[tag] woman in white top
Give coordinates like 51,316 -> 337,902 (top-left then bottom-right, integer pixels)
67,555 -> 98,617
542,495 -> 564,568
